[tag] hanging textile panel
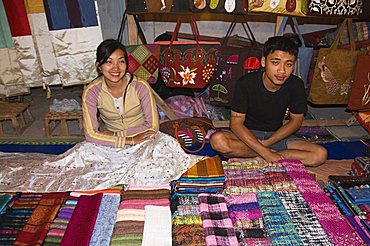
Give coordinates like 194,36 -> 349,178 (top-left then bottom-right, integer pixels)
0,0 -> 13,48
51,26 -> 102,86
0,48 -> 29,97
2,0 -> 32,36
43,0 -> 98,30
23,0 -> 60,87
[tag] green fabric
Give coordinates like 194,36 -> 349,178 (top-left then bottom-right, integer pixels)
0,1 -> 13,48
110,234 -> 143,246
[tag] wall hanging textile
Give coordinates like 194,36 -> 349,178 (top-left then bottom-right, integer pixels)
347,55 -> 370,111
248,0 -> 308,16
155,16 -> 220,89
159,117 -> 214,153
43,0 -> 98,30
209,19 -> 262,106
2,0 -> 31,36
0,0 -> 13,48
277,16 -> 313,88
308,0 -> 363,16
117,11 -> 160,84
308,18 -> 360,105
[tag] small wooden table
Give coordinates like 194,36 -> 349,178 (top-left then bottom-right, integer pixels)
44,110 -> 83,138
0,103 -> 34,136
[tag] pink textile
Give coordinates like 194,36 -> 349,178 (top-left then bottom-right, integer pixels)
225,193 -> 257,205
118,199 -> 170,210
125,184 -> 171,190
280,159 -> 364,246
60,194 -> 103,246
228,210 -> 263,223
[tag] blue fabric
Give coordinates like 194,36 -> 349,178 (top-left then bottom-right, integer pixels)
321,141 -> 367,160
0,144 -> 75,154
0,141 -> 366,160
43,0 -> 98,30
187,141 -> 367,161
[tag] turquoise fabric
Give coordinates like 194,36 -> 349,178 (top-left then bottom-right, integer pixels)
0,0 -> 13,48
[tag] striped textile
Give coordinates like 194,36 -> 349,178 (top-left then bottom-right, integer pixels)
198,193 -> 238,246
14,193 -> 65,245
281,159 -> 364,245
277,191 -> 332,245
0,193 -> 42,245
181,156 -> 224,178
257,191 -> 303,245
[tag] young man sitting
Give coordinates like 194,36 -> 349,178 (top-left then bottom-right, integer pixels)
210,36 -> 327,167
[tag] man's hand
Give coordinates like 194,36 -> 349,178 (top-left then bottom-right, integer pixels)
262,150 -> 283,163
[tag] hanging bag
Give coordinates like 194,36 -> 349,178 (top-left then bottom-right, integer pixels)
347,54 -> 370,111
307,0 -> 364,16
117,11 -> 160,84
308,18 -> 360,105
209,18 -> 263,106
248,0 -> 308,16
155,16 -> 220,89
159,117 -> 214,153
277,16 -> 313,88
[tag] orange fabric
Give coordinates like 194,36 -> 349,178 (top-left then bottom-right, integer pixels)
182,156 -> 224,178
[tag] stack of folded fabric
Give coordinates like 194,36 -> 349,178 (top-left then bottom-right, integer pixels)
222,159 -> 296,196
63,188 -> 122,246
171,156 -> 225,197
172,195 -> 205,245
0,193 -> 44,245
171,156 -> 225,245
225,193 -> 269,245
44,193 -> 78,245
111,185 -> 171,245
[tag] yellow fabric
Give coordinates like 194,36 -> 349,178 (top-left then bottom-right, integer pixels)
24,0 -> 45,14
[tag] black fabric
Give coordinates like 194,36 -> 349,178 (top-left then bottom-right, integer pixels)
232,71 -> 307,131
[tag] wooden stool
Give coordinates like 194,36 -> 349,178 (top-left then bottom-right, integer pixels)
44,110 -> 83,138
0,103 -> 34,136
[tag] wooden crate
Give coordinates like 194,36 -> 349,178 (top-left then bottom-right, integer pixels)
0,103 -> 34,136
44,110 -> 83,138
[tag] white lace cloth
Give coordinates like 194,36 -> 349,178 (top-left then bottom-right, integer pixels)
0,132 -> 204,192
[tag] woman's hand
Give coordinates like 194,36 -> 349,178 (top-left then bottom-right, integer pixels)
102,129 -> 115,136
131,130 -> 156,144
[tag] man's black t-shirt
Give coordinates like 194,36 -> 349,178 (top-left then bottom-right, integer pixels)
232,71 -> 307,131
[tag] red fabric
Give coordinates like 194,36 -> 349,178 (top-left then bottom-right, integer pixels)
14,193 -> 66,245
60,193 -> 103,246
2,0 -> 31,36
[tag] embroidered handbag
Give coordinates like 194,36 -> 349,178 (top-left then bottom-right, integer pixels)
347,55 -> 370,111
155,16 -> 220,89
159,117 -> 214,153
307,0 -> 363,16
209,19 -> 263,106
308,18 -> 360,105
248,0 -> 308,16
277,16 -> 314,88
125,44 -> 160,84
117,11 -> 160,84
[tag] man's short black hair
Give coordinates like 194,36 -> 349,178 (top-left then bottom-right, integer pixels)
262,36 -> 298,58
